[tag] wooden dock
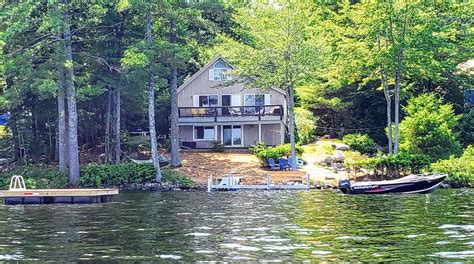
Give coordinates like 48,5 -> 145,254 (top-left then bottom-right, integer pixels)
0,188 -> 119,205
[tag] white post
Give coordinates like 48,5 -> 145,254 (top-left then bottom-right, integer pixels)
280,122 -> 284,144
266,174 -> 271,191
306,173 -> 311,189
258,123 -> 262,143
207,176 -> 211,193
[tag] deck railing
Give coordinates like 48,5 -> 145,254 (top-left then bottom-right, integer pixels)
178,105 -> 284,121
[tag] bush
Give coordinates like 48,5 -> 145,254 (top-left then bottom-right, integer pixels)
295,108 -> 317,144
80,162 -> 156,187
431,145 -> 474,187
210,140 -> 224,152
252,143 -> 304,165
459,108 -> 474,147
342,133 -> 377,155
250,142 -> 267,154
345,152 -> 431,178
0,166 -> 68,189
399,93 -> 461,161
162,169 -> 193,188
0,163 -> 194,189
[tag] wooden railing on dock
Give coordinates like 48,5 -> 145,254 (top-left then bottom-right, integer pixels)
207,174 -> 311,192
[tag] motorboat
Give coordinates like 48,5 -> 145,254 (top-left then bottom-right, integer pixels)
338,173 -> 447,194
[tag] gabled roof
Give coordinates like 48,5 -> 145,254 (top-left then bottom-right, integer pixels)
177,55 -> 286,95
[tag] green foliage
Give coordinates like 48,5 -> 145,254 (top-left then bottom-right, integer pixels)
346,152 -> 431,177
80,162 -> 156,187
295,108 -> 317,144
431,145 -> 474,187
399,93 -> 461,161
342,133 -> 377,155
210,140 -> 224,152
250,142 -> 267,155
161,169 -> 193,188
0,166 -> 68,189
0,126 -> 6,138
459,109 -> 474,147
0,164 -> 194,189
252,143 -> 304,165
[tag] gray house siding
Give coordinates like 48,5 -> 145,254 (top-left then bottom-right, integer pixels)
262,123 -> 283,146
243,124 -> 259,147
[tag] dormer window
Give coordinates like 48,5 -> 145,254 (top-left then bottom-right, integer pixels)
209,59 -> 231,81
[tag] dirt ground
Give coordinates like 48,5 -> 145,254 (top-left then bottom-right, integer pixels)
177,151 -> 306,186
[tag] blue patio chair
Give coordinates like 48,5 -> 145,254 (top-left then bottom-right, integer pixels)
278,158 -> 289,170
268,158 -> 279,170
288,156 -> 299,171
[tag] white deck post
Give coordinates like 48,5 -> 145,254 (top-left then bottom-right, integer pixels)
306,173 -> 311,189
258,123 -> 262,142
280,122 -> 284,144
266,174 -> 271,191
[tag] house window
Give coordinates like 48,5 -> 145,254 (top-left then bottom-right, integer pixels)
199,95 -> 218,107
245,94 -> 265,106
194,126 -> 215,140
210,60 -> 231,81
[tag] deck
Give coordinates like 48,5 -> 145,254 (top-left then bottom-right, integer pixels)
0,188 -> 119,205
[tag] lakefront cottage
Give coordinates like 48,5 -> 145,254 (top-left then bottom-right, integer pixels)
178,55 -> 288,149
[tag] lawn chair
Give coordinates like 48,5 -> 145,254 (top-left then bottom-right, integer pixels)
278,158 -> 289,170
287,156 -> 299,171
268,158 -> 279,170
217,176 -> 242,187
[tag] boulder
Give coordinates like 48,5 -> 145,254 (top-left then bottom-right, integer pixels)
332,150 -> 345,162
320,156 -> 334,166
335,143 -> 350,151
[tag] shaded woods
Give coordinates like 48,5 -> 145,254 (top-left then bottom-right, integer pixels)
0,1 -> 473,185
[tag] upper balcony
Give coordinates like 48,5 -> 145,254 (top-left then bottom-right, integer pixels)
178,105 -> 284,123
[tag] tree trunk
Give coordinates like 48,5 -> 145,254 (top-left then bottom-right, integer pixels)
105,87 -> 112,163
57,66 -> 68,172
287,83 -> 297,171
393,51 -> 403,154
62,2 -> 80,186
169,18 -> 181,167
112,16 -> 123,164
381,68 -> 393,154
146,10 -> 162,182
114,85 -> 121,163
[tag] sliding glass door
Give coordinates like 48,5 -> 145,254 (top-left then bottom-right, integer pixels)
222,125 -> 242,147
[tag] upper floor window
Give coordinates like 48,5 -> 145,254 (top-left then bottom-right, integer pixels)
199,95 -> 218,107
209,59 -> 231,81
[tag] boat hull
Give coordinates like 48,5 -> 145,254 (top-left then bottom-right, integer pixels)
339,174 -> 446,195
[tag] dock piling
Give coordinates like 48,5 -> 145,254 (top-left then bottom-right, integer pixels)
207,176 -> 212,193
266,174 -> 271,191
306,173 -> 311,189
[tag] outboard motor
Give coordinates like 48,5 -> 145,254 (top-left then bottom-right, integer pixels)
338,178 -> 351,194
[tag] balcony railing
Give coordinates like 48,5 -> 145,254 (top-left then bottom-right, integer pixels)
178,105 -> 284,122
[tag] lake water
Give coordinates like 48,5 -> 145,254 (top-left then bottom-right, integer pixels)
0,189 -> 472,262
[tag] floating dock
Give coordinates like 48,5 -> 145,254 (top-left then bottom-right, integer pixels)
0,188 -> 119,205
208,174 -> 311,192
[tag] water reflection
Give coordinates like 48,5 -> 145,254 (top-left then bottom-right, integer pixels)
0,189 -> 471,261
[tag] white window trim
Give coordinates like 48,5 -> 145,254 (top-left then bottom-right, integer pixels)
193,125 -> 216,141
220,124 -> 244,147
